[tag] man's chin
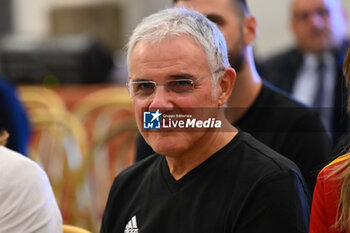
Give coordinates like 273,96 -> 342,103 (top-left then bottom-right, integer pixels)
303,38 -> 332,53
152,144 -> 182,157
144,133 -> 181,155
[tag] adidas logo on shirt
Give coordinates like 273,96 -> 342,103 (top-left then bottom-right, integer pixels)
124,215 -> 139,233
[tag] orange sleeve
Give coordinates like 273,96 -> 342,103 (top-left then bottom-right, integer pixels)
309,172 -> 329,233
309,154 -> 350,233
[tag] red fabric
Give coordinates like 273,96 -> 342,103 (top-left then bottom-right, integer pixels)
309,155 -> 350,233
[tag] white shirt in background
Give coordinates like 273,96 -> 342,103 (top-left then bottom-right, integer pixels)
292,52 -> 336,132
0,146 -> 62,233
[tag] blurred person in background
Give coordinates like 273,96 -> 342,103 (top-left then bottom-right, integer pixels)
136,0 -> 331,193
261,0 -> 349,145
309,47 -> 350,233
0,78 -> 29,154
0,130 -> 62,233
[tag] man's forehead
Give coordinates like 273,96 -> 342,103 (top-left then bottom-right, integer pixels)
292,0 -> 331,12
129,38 -> 210,73
175,0 -> 234,11
132,35 -> 203,54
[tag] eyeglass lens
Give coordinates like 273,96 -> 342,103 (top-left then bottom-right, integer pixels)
130,79 -> 194,97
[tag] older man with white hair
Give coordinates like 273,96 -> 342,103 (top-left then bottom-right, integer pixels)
101,7 -> 310,233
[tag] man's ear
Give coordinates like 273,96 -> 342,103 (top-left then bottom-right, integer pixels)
243,15 -> 257,45
216,68 -> 236,106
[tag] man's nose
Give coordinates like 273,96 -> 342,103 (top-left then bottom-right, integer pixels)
148,86 -> 174,111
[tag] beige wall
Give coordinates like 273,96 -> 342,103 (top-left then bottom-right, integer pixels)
11,0 -> 350,59
11,0 -> 172,44
249,0 -> 350,59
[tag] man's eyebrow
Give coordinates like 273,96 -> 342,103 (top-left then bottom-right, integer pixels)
206,14 -> 225,25
169,73 -> 194,79
131,78 -> 150,82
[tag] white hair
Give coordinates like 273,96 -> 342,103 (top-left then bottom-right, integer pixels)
126,7 -> 230,85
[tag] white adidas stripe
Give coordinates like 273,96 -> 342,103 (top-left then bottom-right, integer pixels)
132,216 -> 138,228
124,215 -> 139,233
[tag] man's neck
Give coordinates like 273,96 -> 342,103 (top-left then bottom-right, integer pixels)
226,48 -> 262,124
165,119 -> 237,181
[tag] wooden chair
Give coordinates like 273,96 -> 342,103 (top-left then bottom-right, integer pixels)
18,86 -> 88,226
63,224 -> 92,233
72,86 -> 138,232
18,85 -> 138,232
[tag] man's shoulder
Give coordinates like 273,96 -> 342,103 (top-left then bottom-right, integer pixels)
260,43 -> 348,96
233,132 -> 309,194
259,82 -> 322,122
256,83 -> 329,145
0,146 -> 46,180
261,81 -> 304,107
263,47 -> 301,67
260,48 -> 302,85
0,146 -> 62,230
237,132 -> 301,174
112,153 -> 161,187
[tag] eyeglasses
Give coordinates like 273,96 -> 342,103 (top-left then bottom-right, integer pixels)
294,7 -> 329,22
127,68 -> 225,98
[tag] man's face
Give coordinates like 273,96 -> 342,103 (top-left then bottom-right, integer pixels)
129,36 -> 220,156
175,0 -> 246,72
292,0 -> 347,53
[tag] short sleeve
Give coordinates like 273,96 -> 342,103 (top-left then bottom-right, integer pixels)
233,170 -> 310,233
309,173 -> 328,233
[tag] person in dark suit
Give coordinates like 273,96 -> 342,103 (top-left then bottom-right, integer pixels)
261,0 -> 349,145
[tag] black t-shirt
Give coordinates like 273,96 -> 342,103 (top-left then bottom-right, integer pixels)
135,81 -> 331,192
101,131 -> 310,233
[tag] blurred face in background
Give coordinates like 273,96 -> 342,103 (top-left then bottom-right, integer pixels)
291,0 -> 347,54
175,0 -> 246,72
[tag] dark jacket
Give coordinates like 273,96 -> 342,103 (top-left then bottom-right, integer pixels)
0,78 -> 30,154
260,41 -> 350,145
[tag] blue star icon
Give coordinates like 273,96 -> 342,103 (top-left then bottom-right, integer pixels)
151,110 -> 162,122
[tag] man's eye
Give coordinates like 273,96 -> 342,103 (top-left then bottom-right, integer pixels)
167,80 -> 194,93
206,15 -> 225,27
168,80 -> 192,87
316,8 -> 329,17
131,82 -> 155,96
137,82 -> 154,90
176,80 -> 192,86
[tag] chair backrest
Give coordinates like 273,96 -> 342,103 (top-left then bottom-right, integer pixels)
18,85 -> 138,232
72,86 -> 138,232
18,85 -> 88,226
63,224 -> 92,233
18,85 -> 66,116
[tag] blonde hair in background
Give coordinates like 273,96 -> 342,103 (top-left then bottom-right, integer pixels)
0,130 -> 9,146
332,47 -> 350,232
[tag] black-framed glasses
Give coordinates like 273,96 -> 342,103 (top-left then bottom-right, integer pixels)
127,68 -> 225,98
